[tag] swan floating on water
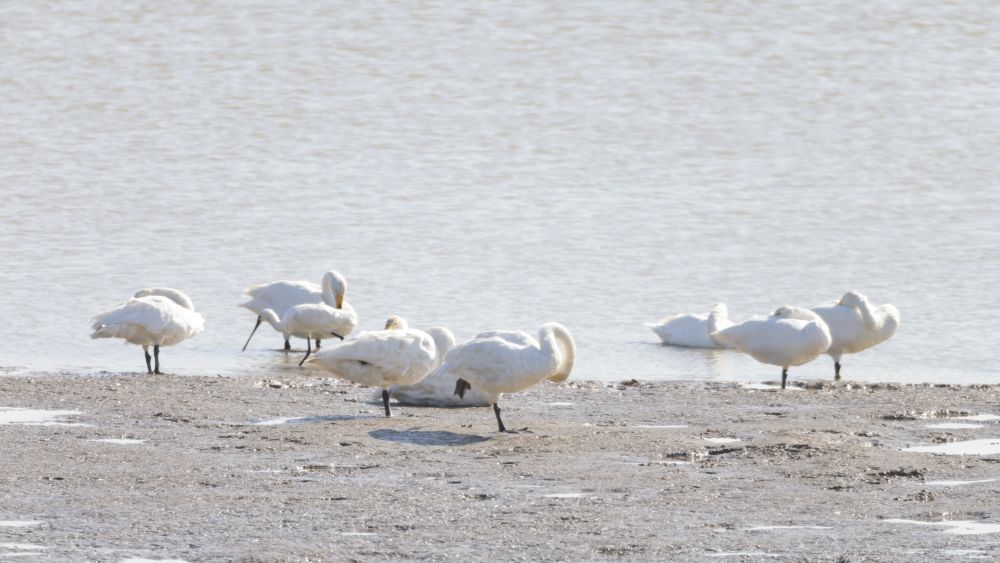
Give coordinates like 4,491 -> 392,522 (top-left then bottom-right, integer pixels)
438,322 -> 576,432
647,303 -> 733,348
240,271 -> 356,352
90,287 -> 205,374
710,306 -> 831,389
812,291 -> 899,380
385,327 -> 503,408
308,316 -> 437,417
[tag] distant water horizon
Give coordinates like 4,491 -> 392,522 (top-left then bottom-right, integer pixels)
2,0 -> 998,383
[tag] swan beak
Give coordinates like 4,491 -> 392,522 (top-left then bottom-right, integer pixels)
335,293 -> 344,309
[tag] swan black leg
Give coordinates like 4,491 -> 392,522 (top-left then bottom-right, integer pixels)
454,379 -> 471,399
242,316 -> 263,352
284,338 -> 291,352
382,389 -> 391,417
315,338 -> 321,350
493,403 -> 506,433
834,361 -> 841,381
298,338 -> 312,366
781,368 -> 788,389
143,346 -> 152,374
153,345 -> 161,374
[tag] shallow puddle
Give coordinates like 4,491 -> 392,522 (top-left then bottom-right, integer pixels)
0,544 -> 45,550
119,558 -> 191,563
339,532 -> 377,537
92,438 -> 146,445
543,493 -> 587,499
0,522 -> 40,528
704,437 -> 742,444
927,478 -> 1000,487
746,525 -> 832,531
740,383 -> 802,392
546,402 -> 574,407
0,407 -> 85,426
958,414 -> 1000,421
249,414 -> 373,426
904,439 -> 1000,456
925,423 -> 985,429
632,424 -> 688,429
883,518 -> 1000,535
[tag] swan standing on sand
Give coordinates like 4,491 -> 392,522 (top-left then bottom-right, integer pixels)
812,291 -> 900,380
385,327 -> 500,407
710,307 -> 831,389
90,288 -> 205,374
240,271 -> 356,351
442,322 -> 576,432
647,304 -> 733,348
308,316 -> 437,417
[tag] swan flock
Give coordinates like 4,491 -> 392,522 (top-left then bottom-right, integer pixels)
91,274 -> 898,430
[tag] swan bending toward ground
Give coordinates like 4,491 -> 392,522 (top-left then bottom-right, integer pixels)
308,316 -> 437,417
440,322 -> 576,432
812,291 -> 900,380
710,307 -> 831,389
90,288 -> 205,374
240,271 -> 355,351
256,300 -> 357,366
646,304 -> 733,348
385,327 -> 500,407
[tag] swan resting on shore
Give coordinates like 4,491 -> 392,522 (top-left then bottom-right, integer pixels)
710,307 -> 831,389
647,303 -> 733,348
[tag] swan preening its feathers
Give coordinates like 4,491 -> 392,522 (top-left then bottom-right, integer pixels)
240,271 -> 356,353
647,303 -> 733,348
308,316 -> 438,417
441,322 -> 576,432
90,287 -> 205,374
812,291 -> 900,380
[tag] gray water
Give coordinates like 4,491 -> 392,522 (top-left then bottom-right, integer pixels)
2,1 -> 998,383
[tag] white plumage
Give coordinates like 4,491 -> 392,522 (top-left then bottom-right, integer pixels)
710,306 -> 831,389
90,287 -> 205,374
309,317 -> 437,416
439,322 -> 576,432
646,303 -> 733,348
812,291 -> 900,380
385,327 -> 499,407
240,271 -> 356,352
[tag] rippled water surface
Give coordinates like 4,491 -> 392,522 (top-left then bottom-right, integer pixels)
2,1 -> 998,382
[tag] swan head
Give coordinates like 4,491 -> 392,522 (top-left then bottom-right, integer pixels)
322,271 -> 347,309
837,291 -> 867,307
384,315 -> 408,330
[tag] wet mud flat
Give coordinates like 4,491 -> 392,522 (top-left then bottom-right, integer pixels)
2,373 -> 1000,561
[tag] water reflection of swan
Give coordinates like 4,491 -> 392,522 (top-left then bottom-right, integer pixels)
444,323 -> 576,432
710,307 -> 831,389
647,304 -> 733,348
90,287 -> 205,374
812,291 -> 899,380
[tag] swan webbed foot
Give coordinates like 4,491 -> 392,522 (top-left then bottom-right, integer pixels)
834,361 -> 841,381
781,368 -> 788,390
454,379 -> 471,399
493,403 -> 506,433
382,389 -> 391,417
284,339 -> 292,352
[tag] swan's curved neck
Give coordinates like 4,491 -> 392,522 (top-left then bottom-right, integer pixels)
540,323 -> 576,383
259,309 -> 284,331
135,288 -> 195,310
322,272 -> 345,309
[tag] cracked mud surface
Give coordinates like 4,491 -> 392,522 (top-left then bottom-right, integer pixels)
2,374 -> 1000,561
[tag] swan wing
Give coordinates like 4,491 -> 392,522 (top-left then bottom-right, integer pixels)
387,365 -> 498,407
242,281 -> 322,315
441,336 -> 549,394
313,329 -> 436,386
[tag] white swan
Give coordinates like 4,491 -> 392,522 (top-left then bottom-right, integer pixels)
812,291 -> 900,380
710,307 -> 831,389
442,322 -> 576,432
240,271 -> 356,351
646,303 -> 733,348
90,287 -> 205,374
257,299 -> 358,366
309,316 -> 437,417
385,327 -> 499,407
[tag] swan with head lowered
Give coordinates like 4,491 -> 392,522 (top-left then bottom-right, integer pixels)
90,287 -> 205,374
308,316 -> 437,417
240,271 -> 356,352
440,322 -> 576,432
384,327 -> 511,408
811,291 -> 899,381
710,307 -> 831,389
646,304 -> 733,348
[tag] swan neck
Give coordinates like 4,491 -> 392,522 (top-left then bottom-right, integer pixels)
541,323 -> 575,382
322,272 -> 345,308
260,308 -> 283,330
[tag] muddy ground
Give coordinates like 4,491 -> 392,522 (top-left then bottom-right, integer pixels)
2,370 -> 1000,562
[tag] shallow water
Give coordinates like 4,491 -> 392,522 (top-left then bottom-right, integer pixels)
2,0 -> 999,383
905,439 -> 1000,456
883,519 -> 1000,536
0,408 -> 84,426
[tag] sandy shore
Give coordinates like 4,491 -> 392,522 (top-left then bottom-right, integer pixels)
2,371 -> 1000,561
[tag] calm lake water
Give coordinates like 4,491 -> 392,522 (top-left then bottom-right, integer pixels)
2,1 -> 998,383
